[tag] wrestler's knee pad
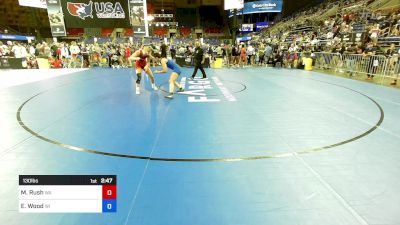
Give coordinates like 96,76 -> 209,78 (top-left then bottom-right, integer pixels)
136,73 -> 142,84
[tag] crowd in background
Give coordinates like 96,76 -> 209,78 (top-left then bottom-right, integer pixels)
0,0 -> 399,84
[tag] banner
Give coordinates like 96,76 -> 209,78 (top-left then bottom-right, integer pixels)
229,0 -> 282,17
19,0 -> 47,9
224,0 -> 244,10
341,32 -> 366,44
240,24 -> 253,32
62,0 -> 130,28
150,14 -> 173,18
128,0 -> 149,36
352,23 -> 366,33
236,36 -> 251,42
243,0 -> 282,14
255,22 -> 270,31
46,0 -> 67,36
341,33 -> 352,43
0,34 -> 35,41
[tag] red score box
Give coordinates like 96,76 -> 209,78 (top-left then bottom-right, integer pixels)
102,185 -> 117,199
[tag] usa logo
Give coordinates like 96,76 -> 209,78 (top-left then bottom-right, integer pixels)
67,1 -> 93,20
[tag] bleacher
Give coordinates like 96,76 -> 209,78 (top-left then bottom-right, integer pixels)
291,25 -> 314,33
143,37 -> 161,45
173,37 -> 192,45
256,0 -> 400,51
203,38 -> 220,46
96,37 -> 112,44
115,37 -> 129,44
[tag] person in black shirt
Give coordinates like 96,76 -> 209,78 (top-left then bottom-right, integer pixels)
232,45 -> 239,67
170,45 -> 176,59
160,42 -> 167,58
364,42 -> 379,79
190,42 -> 207,79
386,44 -> 399,85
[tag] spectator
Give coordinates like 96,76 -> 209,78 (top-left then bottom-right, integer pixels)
264,44 -> 273,65
11,42 -> 22,58
240,44 -> 247,68
247,44 -> 255,65
364,42 -> 379,80
225,44 -> 232,67
258,45 -> 265,66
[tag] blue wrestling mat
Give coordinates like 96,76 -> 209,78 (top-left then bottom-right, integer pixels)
1,67 -> 400,225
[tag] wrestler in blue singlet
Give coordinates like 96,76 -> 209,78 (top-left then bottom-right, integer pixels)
166,59 -> 182,75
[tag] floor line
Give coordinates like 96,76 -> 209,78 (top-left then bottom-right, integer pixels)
123,103 -> 171,225
259,73 -> 400,140
296,155 -> 369,225
1,76 -> 122,158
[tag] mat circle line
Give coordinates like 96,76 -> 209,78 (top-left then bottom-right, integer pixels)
16,77 -> 384,162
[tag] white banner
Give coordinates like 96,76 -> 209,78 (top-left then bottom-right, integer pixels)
128,0 -> 149,36
224,0 -> 244,10
46,0 -> 67,37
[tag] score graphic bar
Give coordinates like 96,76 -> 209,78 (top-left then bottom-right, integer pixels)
19,175 -> 117,213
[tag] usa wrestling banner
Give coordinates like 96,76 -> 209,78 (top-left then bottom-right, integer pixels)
62,0 -> 130,28
46,0 -> 67,36
128,0 -> 149,36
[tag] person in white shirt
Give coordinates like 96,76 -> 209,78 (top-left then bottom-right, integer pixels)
216,45 -> 223,57
69,41 -> 81,64
42,43 -> 51,58
247,45 -> 255,65
326,31 -> 334,40
0,41 -> 9,57
19,44 -> 28,68
178,45 -> 185,55
11,42 -> 22,58
69,42 -> 80,56
60,43 -> 70,59
29,45 -> 35,57
20,44 -> 27,58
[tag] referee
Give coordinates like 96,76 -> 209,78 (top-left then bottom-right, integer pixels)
190,42 -> 207,79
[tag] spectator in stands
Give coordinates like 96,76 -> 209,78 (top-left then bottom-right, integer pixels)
49,56 -> 62,69
247,44 -> 255,66
43,43 -> 51,59
369,24 -> 380,45
264,44 -> 273,65
225,44 -> 232,67
81,44 -> 90,67
69,41 -> 81,65
11,42 -> 27,59
0,41 -> 9,57
124,45 -> 132,67
389,24 -> 399,36
240,44 -> 247,68
160,41 -> 167,58
110,48 -> 122,68
221,44 -> 226,60
231,44 -> 239,67
344,43 -> 357,76
258,45 -> 265,66
28,44 -> 35,57
178,45 -> 186,55
50,43 -> 58,58
271,52 -> 283,67
364,42 -> 379,80
386,44 -> 399,85
170,45 -> 176,59
92,43 -> 102,65
60,43 -> 70,61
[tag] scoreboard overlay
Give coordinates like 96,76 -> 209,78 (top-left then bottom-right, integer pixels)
19,175 -> 117,213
